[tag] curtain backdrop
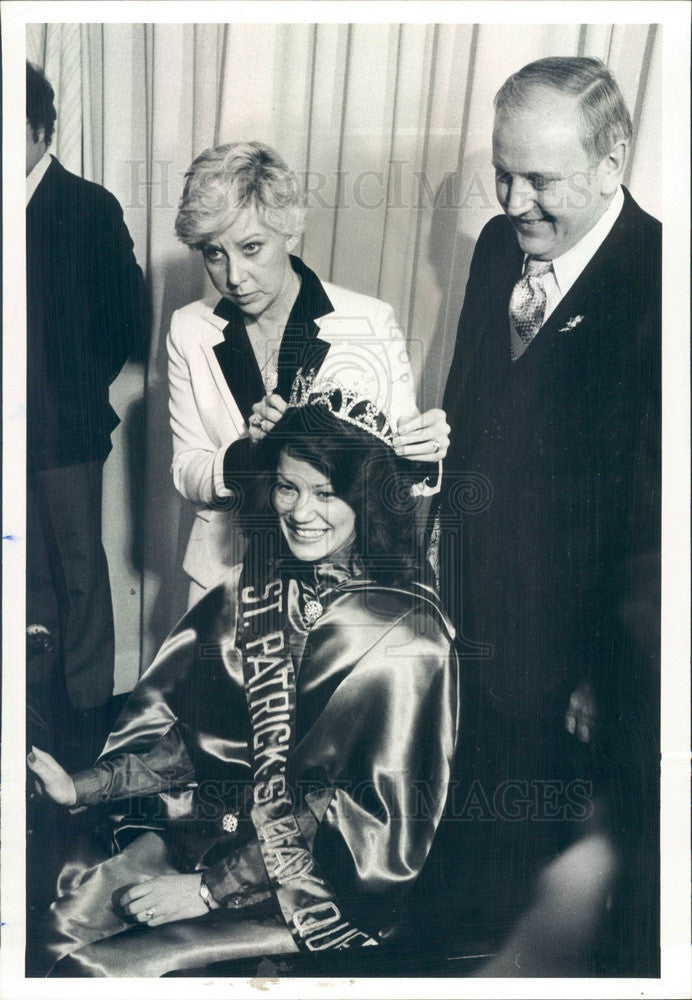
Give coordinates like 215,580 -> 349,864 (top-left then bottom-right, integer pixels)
26,22 -> 662,691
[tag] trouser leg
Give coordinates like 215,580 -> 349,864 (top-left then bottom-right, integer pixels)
31,462 -> 115,767
26,474 -> 64,755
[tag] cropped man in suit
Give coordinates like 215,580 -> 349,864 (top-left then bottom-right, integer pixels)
434,58 -> 660,971
26,62 -> 146,770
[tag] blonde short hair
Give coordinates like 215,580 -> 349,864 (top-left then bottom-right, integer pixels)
175,141 -> 306,248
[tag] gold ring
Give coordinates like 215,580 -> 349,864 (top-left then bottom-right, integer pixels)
145,907 -> 155,919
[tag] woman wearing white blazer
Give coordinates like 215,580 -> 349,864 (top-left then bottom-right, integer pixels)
170,142 -> 449,602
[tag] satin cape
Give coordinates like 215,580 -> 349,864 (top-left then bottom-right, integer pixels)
39,558 -> 458,976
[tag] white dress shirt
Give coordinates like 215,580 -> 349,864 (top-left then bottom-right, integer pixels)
26,150 -> 52,205
544,185 -> 625,321
512,185 -> 625,331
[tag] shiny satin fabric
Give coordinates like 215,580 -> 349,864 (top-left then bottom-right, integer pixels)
38,559 -> 458,976
43,833 -> 295,977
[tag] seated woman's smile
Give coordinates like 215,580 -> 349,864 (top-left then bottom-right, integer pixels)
273,454 -> 356,562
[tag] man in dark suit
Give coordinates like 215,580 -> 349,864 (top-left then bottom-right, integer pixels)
434,58 -> 660,972
26,62 -> 146,770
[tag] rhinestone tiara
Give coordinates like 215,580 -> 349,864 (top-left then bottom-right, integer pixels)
288,368 -> 396,448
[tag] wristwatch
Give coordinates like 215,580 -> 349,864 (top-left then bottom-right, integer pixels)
198,873 -> 218,911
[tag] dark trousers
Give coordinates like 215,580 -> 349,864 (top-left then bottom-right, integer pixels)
27,461 -> 114,769
26,462 -> 116,925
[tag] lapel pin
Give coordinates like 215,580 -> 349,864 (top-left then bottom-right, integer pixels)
559,315 -> 584,333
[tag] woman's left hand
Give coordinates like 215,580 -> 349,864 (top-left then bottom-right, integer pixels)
393,409 -> 450,462
119,874 -> 211,927
27,746 -> 77,806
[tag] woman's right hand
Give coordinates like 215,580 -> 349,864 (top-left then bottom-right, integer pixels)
27,746 -> 77,806
248,393 -> 287,444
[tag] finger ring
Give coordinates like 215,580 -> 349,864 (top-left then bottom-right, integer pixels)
145,907 -> 155,919
432,441 -> 440,453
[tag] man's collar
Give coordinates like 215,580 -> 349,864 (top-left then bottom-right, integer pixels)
549,186 -> 625,294
26,151 -> 53,206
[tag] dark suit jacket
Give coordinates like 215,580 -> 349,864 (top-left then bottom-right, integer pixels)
26,156 -> 146,471
438,188 -> 661,734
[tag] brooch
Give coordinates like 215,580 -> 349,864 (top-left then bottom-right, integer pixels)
303,598 -> 324,626
222,811 -> 239,834
558,315 -> 584,333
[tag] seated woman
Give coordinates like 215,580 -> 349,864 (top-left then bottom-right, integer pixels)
169,140 -> 449,604
27,380 -> 459,978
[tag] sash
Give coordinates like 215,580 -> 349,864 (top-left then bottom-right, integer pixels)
238,545 -> 378,952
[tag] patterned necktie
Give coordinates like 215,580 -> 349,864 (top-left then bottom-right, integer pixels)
509,257 -> 553,361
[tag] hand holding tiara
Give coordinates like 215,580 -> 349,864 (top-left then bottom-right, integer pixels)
393,409 -> 450,462
288,368 -> 397,447
288,368 -> 450,463
248,393 -> 287,444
